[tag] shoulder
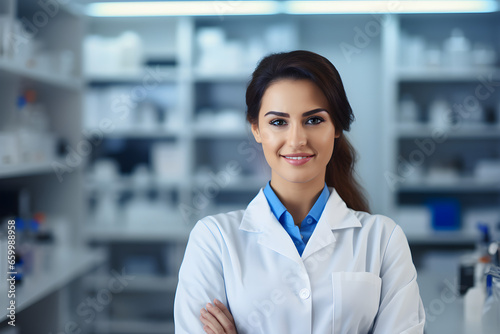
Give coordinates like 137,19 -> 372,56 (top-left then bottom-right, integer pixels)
349,209 -> 408,248
353,210 -> 397,231
191,209 -> 246,240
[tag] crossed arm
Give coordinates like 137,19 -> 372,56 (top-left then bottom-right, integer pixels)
199,299 -> 237,334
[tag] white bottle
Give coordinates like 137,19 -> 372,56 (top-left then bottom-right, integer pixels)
428,97 -> 452,130
443,28 -> 471,68
464,260 -> 487,326
399,95 -> 419,126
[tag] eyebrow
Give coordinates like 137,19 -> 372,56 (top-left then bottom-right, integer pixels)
264,108 -> 328,118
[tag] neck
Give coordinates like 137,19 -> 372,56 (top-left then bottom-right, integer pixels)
270,173 -> 325,227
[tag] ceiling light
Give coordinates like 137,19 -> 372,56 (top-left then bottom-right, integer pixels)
86,1 -> 281,17
285,1 -> 498,15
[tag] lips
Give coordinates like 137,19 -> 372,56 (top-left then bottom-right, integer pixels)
281,153 -> 314,166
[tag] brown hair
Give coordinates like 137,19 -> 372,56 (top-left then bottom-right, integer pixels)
246,50 -> 370,213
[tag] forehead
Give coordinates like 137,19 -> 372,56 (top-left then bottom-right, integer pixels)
260,79 -> 328,113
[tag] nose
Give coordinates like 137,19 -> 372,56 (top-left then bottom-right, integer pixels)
288,123 -> 307,148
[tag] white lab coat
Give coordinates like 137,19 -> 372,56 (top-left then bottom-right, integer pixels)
174,188 -> 425,334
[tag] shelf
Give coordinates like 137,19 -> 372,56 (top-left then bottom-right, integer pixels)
86,223 -> 191,243
84,274 -> 178,292
0,246 -> 105,322
94,128 -> 183,139
86,66 -> 178,84
0,161 -> 59,180
193,69 -> 252,82
94,319 -> 174,334
191,175 -> 267,192
0,58 -> 83,91
194,127 -> 251,139
397,66 -> 500,82
398,179 -> 500,193
85,176 -> 185,191
396,125 -> 500,139
407,230 -> 476,246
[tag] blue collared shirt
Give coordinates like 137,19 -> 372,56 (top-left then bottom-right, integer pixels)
263,182 -> 330,256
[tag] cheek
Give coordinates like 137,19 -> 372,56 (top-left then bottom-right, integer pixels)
260,130 -> 282,153
315,135 -> 336,162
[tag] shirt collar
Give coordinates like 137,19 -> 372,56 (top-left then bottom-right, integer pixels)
263,181 -> 330,224
306,184 -> 330,223
263,181 -> 288,222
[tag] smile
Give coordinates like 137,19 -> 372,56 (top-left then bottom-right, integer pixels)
281,154 -> 314,166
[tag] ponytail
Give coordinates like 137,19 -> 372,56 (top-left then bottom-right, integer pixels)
326,134 -> 370,213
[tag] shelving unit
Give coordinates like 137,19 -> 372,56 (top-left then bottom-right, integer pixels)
0,246 -> 105,322
81,15 -> 268,333
0,1 -> 105,332
382,13 -> 500,246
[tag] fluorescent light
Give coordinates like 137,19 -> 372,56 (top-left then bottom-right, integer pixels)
86,0 -> 498,17
285,1 -> 498,14
86,1 -> 281,17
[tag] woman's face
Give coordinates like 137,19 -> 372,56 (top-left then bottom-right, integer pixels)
251,79 -> 339,185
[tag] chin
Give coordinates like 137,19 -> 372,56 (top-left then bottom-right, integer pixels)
278,171 -> 322,185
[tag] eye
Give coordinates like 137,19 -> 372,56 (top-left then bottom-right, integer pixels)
270,119 -> 287,126
306,116 -> 324,125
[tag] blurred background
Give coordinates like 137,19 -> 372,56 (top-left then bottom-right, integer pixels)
1,0 -> 500,333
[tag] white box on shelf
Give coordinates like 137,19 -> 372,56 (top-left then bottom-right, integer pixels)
474,160 -> 500,182
394,206 -> 431,236
462,209 -> 500,234
0,132 -> 19,166
151,142 -> 185,180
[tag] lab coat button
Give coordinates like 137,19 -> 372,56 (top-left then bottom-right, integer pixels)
299,288 -> 310,299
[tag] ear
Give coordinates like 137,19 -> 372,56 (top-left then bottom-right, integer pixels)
335,129 -> 341,139
251,123 -> 262,143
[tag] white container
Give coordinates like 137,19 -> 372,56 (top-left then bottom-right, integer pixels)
472,43 -> 497,67
474,160 -> 500,181
118,31 -> 143,73
151,142 -> 184,180
0,132 -> 19,165
428,97 -> 453,130
443,28 -> 471,69
464,285 -> 486,324
399,95 -> 419,124
404,35 -> 425,68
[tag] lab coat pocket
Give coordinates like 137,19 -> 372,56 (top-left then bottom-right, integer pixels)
331,272 -> 381,334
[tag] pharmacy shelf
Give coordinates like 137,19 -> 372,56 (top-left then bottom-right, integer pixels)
0,161 -> 58,179
84,176 -> 185,191
398,179 -> 500,193
397,66 -> 500,82
85,66 -> 178,84
0,246 -> 105,322
94,319 -> 175,334
96,128 -> 183,138
406,231 -> 477,246
194,127 -> 251,139
193,69 -> 253,82
0,58 -> 82,91
396,125 -> 500,139
86,224 -> 191,243
84,274 -> 178,292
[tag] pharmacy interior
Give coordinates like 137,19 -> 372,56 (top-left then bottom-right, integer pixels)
0,0 -> 500,333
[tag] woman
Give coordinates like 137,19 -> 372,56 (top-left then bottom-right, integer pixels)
174,50 -> 425,334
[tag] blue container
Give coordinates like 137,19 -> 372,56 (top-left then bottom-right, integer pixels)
426,198 -> 460,231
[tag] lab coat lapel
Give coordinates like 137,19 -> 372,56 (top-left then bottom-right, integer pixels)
240,190 -> 303,265
301,188 -> 362,260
